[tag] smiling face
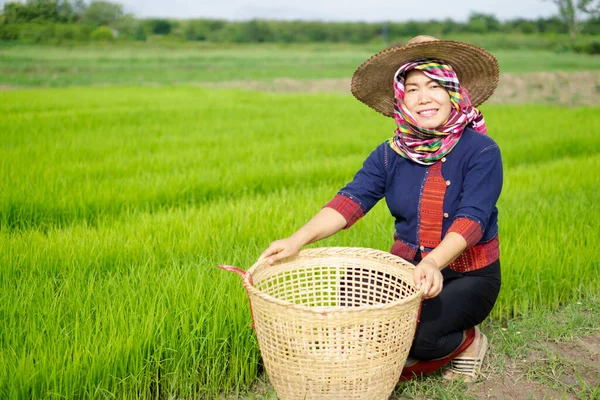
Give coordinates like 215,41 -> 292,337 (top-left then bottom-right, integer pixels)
403,70 -> 452,129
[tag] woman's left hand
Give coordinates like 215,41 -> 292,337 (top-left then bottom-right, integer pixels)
413,258 -> 444,299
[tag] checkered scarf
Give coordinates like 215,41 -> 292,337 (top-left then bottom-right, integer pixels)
388,59 -> 487,165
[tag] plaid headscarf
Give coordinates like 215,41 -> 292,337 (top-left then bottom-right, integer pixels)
388,59 -> 487,165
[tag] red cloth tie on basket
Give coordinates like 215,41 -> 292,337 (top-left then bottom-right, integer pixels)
218,265 -> 256,329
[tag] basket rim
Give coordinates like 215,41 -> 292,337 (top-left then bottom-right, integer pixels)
242,246 -> 424,314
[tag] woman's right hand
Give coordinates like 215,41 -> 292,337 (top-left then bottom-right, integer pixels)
257,207 -> 347,265
258,238 -> 302,265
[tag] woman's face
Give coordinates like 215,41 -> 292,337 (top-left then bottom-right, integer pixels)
403,70 -> 452,129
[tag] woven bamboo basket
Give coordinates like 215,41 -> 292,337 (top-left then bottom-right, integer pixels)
220,247 -> 423,400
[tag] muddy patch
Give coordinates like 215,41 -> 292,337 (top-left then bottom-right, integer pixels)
490,71 -> 600,107
542,332 -> 600,390
3,72 -> 599,107
467,331 -> 600,400
202,71 -> 600,107
474,360 -> 579,400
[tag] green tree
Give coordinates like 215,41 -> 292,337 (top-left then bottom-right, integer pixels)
90,24 -> 113,40
2,2 -> 29,23
549,0 -> 599,38
149,18 -> 171,35
503,18 -> 540,33
267,20 -> 309,43
467,12 -> 501,33
550,0 -> 579,38
181,19 -> 225,41
57,0 -> 79,22
113,13 -> 139,38
578,0 -> 600,15
440,18 -> 463,34
387,20 -> 428,37
81,0 -> 122,27
133,22 -> 145,40
581,15 -> 600,33
2,0 -> 78,23
25,0 -> 59,22
72,0 -> 87,20
535,16 -> 567,33
244,19 -> 273,42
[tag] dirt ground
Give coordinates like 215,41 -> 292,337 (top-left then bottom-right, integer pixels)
3,71 -> 599,107
203,71 -> 600,107
456,331 -> 600,400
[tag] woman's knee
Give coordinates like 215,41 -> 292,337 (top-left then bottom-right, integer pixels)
410,328 -> 463,360
410,329 -> 443,359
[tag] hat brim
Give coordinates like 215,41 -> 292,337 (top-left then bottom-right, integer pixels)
351,40 -> 499,117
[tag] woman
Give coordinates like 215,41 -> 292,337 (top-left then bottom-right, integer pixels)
259,35 -> 502,381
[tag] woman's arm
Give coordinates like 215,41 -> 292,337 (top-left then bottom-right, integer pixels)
259,144 -> 388,265
422,231 -> 467,270
413,232 -> 467,299
259,207 -> 347,264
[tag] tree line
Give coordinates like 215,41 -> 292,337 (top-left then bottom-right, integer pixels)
1,0 -> 599,52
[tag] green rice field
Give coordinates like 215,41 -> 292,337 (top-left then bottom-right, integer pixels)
1,43 -> 599,397
1,85 -> 599,398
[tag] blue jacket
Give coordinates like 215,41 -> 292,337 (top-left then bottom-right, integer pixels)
336,127 -> 503,252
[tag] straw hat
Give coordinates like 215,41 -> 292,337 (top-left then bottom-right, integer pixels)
351,35 -> 499,117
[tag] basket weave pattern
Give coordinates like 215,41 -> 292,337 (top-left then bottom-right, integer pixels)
237,247 -> 422,400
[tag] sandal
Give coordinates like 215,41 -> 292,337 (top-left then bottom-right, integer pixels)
443,326 -> 488,382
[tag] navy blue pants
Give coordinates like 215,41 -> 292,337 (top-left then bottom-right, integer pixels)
408,258 -> 501,360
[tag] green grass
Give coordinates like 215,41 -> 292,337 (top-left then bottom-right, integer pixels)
1,86 -> 599,398
1,42 -> 599,88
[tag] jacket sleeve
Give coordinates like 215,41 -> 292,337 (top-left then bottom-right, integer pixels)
324,144 -> 387,229
447,142 -> 503,246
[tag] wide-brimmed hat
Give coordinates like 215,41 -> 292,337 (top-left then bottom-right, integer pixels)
351,35 -> 499,117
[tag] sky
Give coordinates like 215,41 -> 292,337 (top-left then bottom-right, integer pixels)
118,0 -> 559,22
